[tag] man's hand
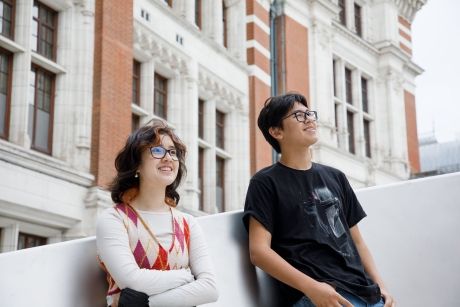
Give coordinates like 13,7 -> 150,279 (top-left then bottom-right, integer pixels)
381,288 -> 395,307
307,282 -> 353,307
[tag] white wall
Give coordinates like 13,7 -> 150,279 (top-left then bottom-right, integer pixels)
357,172 -> 460,307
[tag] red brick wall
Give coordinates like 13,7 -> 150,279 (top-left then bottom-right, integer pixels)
91,1 -> 133,187
249,76 -> 272,174
246,0 -> 272,174
283,15 -> 309,98
275,15 -> 310,100
404,90 -> 420,173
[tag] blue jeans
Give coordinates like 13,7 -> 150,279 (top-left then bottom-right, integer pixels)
292,289 -> 384,307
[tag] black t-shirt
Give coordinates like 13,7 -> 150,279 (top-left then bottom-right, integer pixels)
243,162 -> 381,306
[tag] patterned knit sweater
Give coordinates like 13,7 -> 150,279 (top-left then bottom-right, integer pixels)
96,203 -> 218,307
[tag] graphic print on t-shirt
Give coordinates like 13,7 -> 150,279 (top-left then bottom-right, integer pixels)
301,186 -> 355,258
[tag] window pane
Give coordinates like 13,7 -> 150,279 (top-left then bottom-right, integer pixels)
338,0 -> 346,25
132,113 -> 140,133
33,2 -> 56,60
132,61 -> 140,105
198,99 -> 204,139
198,147 -> 204,211
216,111 -> 225,149
0,1 -> 13,38
364,120 -> 371,158
347,111 -> 355,154
361,78 -> 368,113
18,232 -> 47,250
345,68 -> 353,104
35,108 -> 49,151
216,157 -> 225,212
30,67 -> 54,153
0,93 -> 6,136
154,73 -> 167,119
195,0 -> 201,29
354,4 -> 362,37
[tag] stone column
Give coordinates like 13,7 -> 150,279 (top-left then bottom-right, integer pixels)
0,223 -> 19,252
224,104 -> 249,211
140,58 -> 154,124
54,2 -> 95,172
9,0 -> 34,147
202,0 -> 223,44
225,0 -> 246,60
203,99 -> 216,213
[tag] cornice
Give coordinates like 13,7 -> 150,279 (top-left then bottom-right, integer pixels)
0,140 -> 94,187
198,66 -> 245,112
134,21 -> 191,76
394,0 -> 427,22
332,21 -> 380,56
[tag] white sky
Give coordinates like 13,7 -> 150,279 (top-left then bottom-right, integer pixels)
412,0 -> 460,142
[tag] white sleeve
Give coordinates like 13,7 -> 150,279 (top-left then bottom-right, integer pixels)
148,216 -> 219,307
96,208 -> 194,296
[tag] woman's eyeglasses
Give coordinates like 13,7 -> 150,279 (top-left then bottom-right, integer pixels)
149,146 -> 179,161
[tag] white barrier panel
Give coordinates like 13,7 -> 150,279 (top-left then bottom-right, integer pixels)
0,172 -> 459,306
358,172 -> 460,307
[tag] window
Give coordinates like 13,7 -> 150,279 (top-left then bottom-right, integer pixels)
347,111 -> 355,154
132,113 -> 140,133
31,1 -> 57,60
334,103 -> 340,131
216,110 -> 225,148
198,99 -> 204,139
198,147 -> 204,211
364,119 -> 371,158
216,157 -> 225,212
0,49 -> 11,139
154,73 -> 167,119
338,0 -> 346,26
0,0 -> 14,39
354,3 -> 362,37
195,0 -> 201,29
361,77 -> 369,113
17,232 -> 47,250
345,67 -> 353,104
29,66 -> 55,154
132,61 -> 141,105
333,60 -> 337,97
222,2 -> 228,48
361,77 -> 368,113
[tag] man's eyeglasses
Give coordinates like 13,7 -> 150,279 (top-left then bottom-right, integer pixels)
149,146 -> 180,161
282,110 -> 318,123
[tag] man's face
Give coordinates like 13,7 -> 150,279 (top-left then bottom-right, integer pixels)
276,101 -> 318,150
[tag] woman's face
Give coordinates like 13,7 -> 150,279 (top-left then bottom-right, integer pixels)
137,134 -> 180,187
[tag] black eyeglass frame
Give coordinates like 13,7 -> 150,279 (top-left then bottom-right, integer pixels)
282,110 -> 318,123
149,146 -> 180,161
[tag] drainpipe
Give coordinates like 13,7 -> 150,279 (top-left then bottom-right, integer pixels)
270,0 -> 285,163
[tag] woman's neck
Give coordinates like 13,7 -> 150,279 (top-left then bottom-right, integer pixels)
131,183 -> 170,212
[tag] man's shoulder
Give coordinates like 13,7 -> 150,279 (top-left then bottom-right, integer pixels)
313,162 -> 345,177
252,163 -> 280,180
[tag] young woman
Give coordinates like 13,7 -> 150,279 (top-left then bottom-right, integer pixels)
96,121 -> 218,307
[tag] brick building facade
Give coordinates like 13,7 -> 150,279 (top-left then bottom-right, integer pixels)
0,0 -> 425,252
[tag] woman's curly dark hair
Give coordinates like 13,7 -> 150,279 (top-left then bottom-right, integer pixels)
109,120 -> 187,207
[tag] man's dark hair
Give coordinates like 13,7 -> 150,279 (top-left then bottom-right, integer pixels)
257,92 -> 309,153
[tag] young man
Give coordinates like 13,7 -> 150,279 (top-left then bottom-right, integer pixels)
243,93 -> 394,307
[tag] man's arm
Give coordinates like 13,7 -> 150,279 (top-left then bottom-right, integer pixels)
350,225 -> 395,307
249,217 -> 352,307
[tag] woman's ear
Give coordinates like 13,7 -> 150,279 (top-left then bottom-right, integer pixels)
269,126 -> 283,140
